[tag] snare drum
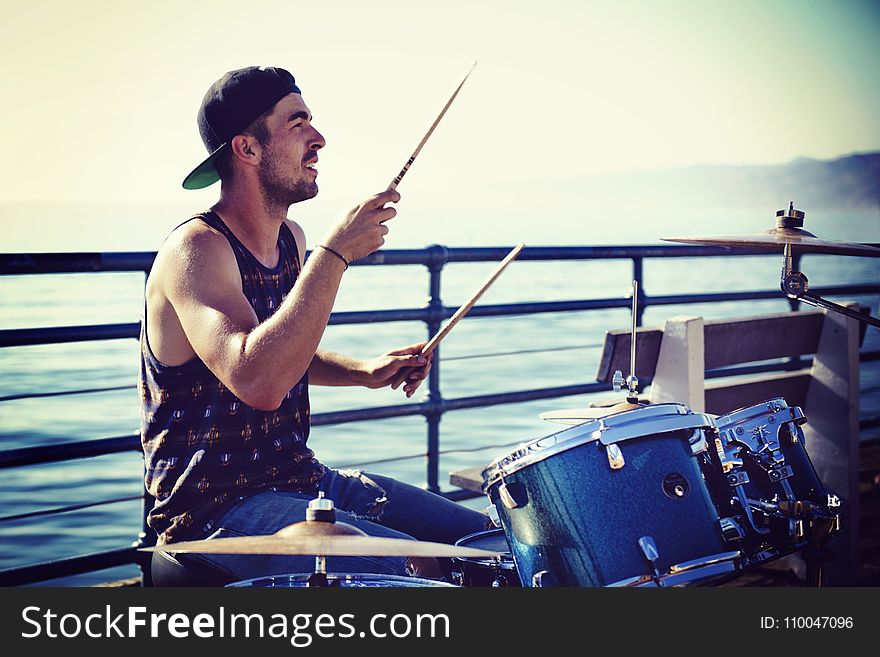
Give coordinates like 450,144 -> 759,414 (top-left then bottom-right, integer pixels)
483,403 -> 740,587
451,529 -> 520,587
702,398 -> 840,565
227,573 -> 456,587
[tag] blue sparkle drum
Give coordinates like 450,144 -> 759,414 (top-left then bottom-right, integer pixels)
482,403 -> 740,587
227,573 -> 456,587
702,398 -> 840,565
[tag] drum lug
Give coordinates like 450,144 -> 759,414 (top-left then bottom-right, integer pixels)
689,430 -> 708,455
531,570 -> 558,587
498,481 -> 528,509
606,443 -> 625,470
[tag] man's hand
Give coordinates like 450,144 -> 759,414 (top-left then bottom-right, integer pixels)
362,342 -> 433,398
321,189 -> 400,263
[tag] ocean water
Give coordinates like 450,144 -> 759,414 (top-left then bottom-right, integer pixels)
1,203 -> 878,585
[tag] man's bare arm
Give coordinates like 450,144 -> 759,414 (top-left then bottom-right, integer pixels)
159,223 -> 346,410
154,190 -> 398,410
309,345 -> 433,397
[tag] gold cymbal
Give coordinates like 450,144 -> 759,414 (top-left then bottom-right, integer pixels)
140,519 -> 501,558
540,400 -> 644,425
663,227 -> 880,257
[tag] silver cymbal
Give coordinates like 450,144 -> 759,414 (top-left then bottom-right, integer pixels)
540,401 -> 644,425
140,519 -> 500,558
663,227 -> 880,257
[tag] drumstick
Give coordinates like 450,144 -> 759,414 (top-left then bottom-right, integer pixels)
392,243 -> 526,390
387,61 -> 477,191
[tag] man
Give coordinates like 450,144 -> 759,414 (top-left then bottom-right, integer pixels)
140,66 -> 486,583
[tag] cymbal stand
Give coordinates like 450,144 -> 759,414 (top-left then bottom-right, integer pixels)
305,493 -> 338,587
612,281 -> 641,403
780,239 -> 880,329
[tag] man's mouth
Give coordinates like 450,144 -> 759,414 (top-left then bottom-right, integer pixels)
304,158 -> 318,173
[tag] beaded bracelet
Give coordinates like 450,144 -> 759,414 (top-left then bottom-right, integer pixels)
317,244 -> 349,270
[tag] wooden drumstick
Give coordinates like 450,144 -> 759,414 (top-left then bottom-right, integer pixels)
387,61 -> 477,191
392,243 -> 526,390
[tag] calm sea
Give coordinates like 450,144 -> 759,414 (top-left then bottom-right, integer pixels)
1,202 -> 878,585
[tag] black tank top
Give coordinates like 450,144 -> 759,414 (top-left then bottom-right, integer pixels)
139,211 -> 324,544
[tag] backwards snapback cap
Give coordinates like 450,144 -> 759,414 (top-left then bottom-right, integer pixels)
182,66 -> 301,190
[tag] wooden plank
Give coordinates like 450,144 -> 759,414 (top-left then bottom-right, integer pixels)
704,371 -> 811,415
703,311 -> 824,370
650,316 -> 705,412
449,465 -> 485,493
802,306 -> 861,585
595,327 -> 663,383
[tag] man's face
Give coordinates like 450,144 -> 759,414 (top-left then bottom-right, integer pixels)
256,93 -> 326,206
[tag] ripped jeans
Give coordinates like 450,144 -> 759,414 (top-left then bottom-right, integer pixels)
190,468 -> 488,583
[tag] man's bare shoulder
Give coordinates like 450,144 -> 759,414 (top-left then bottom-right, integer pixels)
284,218 -> 307,266
151,219 -> 239,295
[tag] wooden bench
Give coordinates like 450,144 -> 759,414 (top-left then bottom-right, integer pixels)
449,307 -> 866,584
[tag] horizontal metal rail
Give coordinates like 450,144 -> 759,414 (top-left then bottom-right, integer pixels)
4,353 -> 879,470
4,244 -> 880,276
3,284 -> 878,347
0,548 -> 141,587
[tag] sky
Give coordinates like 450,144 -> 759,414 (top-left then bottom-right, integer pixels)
0,0 -> 878,248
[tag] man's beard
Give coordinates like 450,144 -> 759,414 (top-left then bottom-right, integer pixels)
257,160 -> 318,208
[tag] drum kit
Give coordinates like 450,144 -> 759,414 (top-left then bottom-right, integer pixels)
144,203 -> 877,587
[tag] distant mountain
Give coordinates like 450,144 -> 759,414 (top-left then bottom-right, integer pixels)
499,152 -> 880,215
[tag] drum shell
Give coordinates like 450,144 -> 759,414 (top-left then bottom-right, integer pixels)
487,428 -> 726,587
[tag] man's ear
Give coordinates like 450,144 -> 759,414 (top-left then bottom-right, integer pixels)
229,134 -> 261,166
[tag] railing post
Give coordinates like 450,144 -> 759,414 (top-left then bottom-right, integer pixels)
424,245 -> 448,493
632,257 -> 645,326
787,252 -> 803,313
137,267 -> 155,585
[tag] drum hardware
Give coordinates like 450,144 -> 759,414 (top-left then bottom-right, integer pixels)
497,479 -> 528,510
718,517 -> 746,543
663,201 -> 880,328
706,399 -> 843,584
608,551 -> 743,587
539,281 -> 645,426
606,443 -> 625,470
531,571 -> 557,587
638,536 -> 662,578
613,280 -> 642,405
228,574 -> 457,588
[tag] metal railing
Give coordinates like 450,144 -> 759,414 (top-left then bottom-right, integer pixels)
1,244 -> 878,585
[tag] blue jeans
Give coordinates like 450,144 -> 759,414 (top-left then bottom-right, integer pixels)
191,468 -> 487,583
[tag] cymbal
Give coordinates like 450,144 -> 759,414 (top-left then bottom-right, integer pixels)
140,519 -> 501,558
663,227 -> 880,257
540,400 -> 644,425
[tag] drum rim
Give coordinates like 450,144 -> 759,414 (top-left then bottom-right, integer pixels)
226,573 -> 457,587
482,403 -> 712,490
454,528 -> 514,566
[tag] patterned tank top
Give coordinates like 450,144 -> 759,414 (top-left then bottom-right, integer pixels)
139,211 -> 324,544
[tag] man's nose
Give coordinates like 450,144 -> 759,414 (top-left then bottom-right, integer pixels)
309,126 -> 326,150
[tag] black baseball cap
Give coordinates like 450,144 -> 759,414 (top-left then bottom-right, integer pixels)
182,66 -> 302,190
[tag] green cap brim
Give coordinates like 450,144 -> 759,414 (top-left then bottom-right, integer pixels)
182,143 -> 227,190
